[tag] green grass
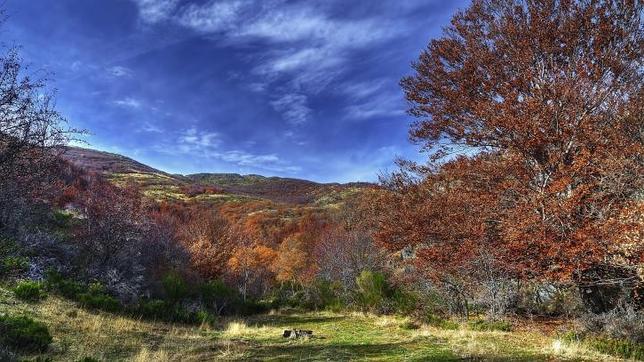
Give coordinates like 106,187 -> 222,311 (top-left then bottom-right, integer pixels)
0,286 -> 623,361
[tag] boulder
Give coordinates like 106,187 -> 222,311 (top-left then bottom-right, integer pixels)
282,329 -> 313,339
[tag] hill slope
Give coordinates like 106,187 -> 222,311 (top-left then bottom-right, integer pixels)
61,147 -> 372,205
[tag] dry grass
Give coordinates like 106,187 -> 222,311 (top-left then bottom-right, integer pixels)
0,287 -> 630,361
415,321 -> 622,361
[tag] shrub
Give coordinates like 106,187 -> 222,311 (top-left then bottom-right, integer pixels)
77,283 -> 121,312
161,271 -> 190,304
355,271 -> 388,312
136,299 -> 168,320
584,336 -> 644,360
200,280 -> 238,315
195,309 -> 215,325
578,304 -> 643,344
45,270 -> 85,299
468,319 -> 512,332
13,280 -> 46,302
135,299 -> 204,324
0,315 -> 52,352
563,332 -> 644,360
1,256 -> 29,276
389,289 -> 418,315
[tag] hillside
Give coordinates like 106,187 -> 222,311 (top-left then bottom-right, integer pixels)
62,147 -> 372,205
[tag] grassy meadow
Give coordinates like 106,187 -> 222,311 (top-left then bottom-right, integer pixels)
0,286 -> 624,361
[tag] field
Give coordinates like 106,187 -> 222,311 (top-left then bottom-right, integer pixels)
0,286 -> 622,361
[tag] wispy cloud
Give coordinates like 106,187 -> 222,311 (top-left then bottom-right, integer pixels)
108,66 -> 133,78
128,0 -> 400,125
113,97 -> 142,109
132,0 -> 179,24
217,150 -> 301,173
178,0 -> 246,33
270,93 -> 312,125
344,94 -> 405,120
338,80 -> 405,120
157,127 -> 300,173
176,127 -> 220,153
139,121 -> 163,133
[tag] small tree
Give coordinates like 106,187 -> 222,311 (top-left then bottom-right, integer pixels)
0,45 -> 80,230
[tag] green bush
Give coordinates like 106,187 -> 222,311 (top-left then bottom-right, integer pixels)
468,319 -> 512,332
162,271 -> 190,304
200,279 -> 237,314
13,280 -> 46,302
0,315 -> 52,352
1,256 -> 29,276
77,283 -> 120,312
135,299 -> 203,324
355,271 -> 387,312
562,332 -> 644,360
45,271 -> 85,299
136,299 -> 168,320
585,336 -> 644,360
195,309 -> 215,325
390,289 -> 418,315
46,272 -> 122,313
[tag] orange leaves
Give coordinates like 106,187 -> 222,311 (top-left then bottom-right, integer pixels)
388,0 -> 643,283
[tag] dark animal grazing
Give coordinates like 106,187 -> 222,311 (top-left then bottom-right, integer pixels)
283,329 -> 313,339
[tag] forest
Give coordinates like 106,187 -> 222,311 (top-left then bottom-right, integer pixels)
0,0 -> 642,361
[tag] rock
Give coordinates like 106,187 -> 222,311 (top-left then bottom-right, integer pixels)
282,329 -> 313,339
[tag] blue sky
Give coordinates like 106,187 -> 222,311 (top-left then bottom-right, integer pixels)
3,0 -> 467,182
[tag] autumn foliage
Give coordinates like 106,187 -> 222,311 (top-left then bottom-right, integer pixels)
375,0 -> 642,302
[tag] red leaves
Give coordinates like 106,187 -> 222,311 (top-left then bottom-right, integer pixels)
382,0 -> 643,284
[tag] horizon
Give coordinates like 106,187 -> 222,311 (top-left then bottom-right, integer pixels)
3,0 -> 467,183
68,145 -> 376,184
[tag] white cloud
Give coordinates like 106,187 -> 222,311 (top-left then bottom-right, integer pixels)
235,7 -> 389,47
139,122 -> 163,133
344,96 -> 405,120
132,0 -> 179,23
341,83 -> 405,120
270,93 -> 312,125
339,79 -> 387,99
178,0 -> 246,33
155,127 -> 300,173
114,97 -> 142,109
128,0 -> 401,125
177,127 -> 221,153
108,66 -> 133,78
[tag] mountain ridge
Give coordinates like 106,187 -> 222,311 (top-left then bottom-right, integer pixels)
61,146 -> 373,204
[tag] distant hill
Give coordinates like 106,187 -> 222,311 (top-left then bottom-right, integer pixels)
61,147 -> 373,205
62,147 -> 178,178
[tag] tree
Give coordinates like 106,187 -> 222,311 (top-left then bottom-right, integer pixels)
396,0 -> 642,280
175,207 -> 232,279
75,178 -> 148,301
0,44 -> 79,230
227,243 -> 277,301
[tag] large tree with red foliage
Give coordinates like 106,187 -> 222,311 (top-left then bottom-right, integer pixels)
384,0 -> 642,283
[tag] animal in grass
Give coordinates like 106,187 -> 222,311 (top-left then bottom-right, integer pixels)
283,329 -> 313,339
